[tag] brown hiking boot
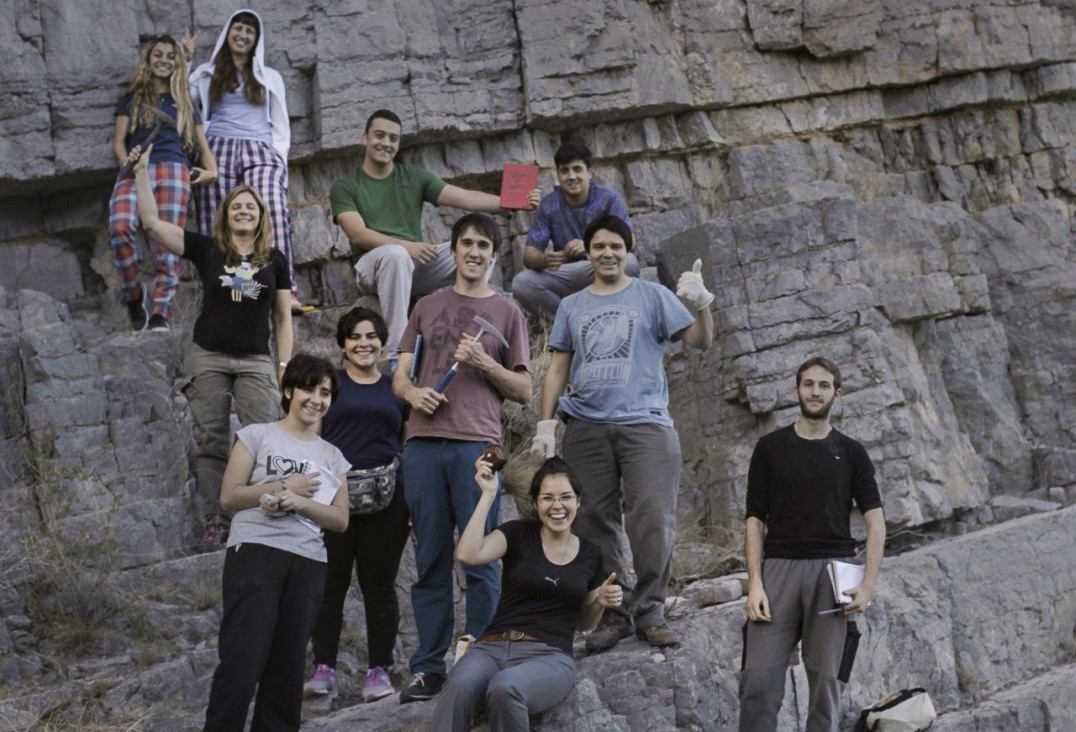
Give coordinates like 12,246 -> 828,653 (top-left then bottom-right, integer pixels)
636,624 -> 679,648
584,617 -> 633,654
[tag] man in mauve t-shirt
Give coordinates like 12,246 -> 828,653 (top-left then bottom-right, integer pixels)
392,213 -> 531,704
739,357 -> 886,732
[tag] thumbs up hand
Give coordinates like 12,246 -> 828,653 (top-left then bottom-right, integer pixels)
676,258 -> 714,311
597,573 -> 623,608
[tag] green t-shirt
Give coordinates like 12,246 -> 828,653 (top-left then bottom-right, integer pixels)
330,163 -> 448,258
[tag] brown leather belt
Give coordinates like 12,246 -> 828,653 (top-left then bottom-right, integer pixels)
475,630 -> 540,644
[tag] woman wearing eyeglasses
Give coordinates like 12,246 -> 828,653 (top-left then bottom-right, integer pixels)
427,456 -> 622,731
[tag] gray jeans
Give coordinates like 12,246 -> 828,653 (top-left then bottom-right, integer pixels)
427,640 -> 575,732
739,558 -> 852,732
562,419 -> 681,629
181,343 -> 282,516
510,254 -> 641,317
353,241 -> 457,358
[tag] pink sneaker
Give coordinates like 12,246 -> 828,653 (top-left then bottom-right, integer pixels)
304,664 -> 338,699
363,666 -> 394,702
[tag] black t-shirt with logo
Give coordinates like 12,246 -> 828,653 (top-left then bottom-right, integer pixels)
183,231 -> 290,357
745,425 -> 882,559
481,520 -> 604,656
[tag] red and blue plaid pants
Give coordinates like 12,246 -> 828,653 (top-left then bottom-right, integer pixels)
108,161 -> 189,318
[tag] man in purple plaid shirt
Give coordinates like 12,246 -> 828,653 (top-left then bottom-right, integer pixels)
511,143 -> 640,318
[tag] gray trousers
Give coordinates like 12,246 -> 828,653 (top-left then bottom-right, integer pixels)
562,419 -> 681,630
510,254 -> 640,317
739,558 -> 851,732
427,640 -> 575,732
353,241 -> 457,358
182,343 -> 282,517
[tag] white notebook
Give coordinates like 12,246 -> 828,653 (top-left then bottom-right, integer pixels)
828,560 -> 865,604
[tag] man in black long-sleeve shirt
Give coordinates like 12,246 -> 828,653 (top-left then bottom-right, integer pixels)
739,357 -> 886,732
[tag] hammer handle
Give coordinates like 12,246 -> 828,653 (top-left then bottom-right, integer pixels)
433,363 -> 459,393
116,123 -> 165,180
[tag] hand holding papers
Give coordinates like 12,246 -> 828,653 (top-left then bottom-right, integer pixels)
819,560 -> 867,615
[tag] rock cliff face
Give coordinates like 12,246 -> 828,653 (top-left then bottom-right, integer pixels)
1,0 -> 1075,729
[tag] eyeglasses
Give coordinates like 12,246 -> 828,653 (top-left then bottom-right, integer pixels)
536,494 -> 577,506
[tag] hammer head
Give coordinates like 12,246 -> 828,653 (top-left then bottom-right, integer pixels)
471,316 -> 510,349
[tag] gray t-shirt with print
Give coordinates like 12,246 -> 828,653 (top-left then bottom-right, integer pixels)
549,278 -> 694,426
226,422 -> 351,562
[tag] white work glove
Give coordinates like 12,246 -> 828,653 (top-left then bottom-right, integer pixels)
676,258 -> 714,311
531,419 -> 558,460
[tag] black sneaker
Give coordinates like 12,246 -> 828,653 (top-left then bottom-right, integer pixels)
147,314 -> 170,332
126,291 -> 148,331
399,672 -> 444,704
201,515 -> 231,552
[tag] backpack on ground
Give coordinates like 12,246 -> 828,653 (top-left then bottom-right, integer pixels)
853,687 -> 937,732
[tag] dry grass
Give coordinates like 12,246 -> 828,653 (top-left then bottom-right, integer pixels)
15,431 -> 155,664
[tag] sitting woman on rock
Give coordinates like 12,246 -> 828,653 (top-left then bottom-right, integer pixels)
132,144 -> 293,548
185,9 -> 306,312
303,307 -> 411,703
202,353 -> 350,731
428,456 -> 621,732
109,33 -> 216,332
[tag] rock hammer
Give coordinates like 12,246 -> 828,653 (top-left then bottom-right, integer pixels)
432,315 -> 510,393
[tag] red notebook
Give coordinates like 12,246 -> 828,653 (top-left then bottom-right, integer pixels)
500,163 -> 540,210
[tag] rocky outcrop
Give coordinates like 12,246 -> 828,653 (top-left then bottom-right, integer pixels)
299,505 -> 1076,731
2,0 -> 1076,729
661,188 -> 1076,544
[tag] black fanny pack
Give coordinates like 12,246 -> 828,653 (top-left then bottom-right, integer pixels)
346,457 -> 398,514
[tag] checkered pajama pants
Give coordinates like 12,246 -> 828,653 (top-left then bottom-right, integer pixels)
108,161 -> 189,318
195,136 -> 296,288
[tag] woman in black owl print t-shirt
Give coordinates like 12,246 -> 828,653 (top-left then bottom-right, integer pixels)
427,456 -> 623,732
132,146 -> 292,545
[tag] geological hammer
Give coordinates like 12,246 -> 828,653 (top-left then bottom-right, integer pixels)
433,316 -> 510,393
116,106 -> 180,180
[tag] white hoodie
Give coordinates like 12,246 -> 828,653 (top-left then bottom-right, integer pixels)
189,9 -> 290,159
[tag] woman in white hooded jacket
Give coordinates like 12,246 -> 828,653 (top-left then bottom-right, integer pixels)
186,9 -> 304,311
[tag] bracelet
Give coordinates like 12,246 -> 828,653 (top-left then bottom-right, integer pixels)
279,477 -> 288,494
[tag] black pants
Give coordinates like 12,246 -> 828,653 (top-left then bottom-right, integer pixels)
203,543 -> 326,732
311,482 -> 410,669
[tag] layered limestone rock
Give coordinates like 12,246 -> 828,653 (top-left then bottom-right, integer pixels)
2,0 -> 1076,728
301,506 -> 1076,731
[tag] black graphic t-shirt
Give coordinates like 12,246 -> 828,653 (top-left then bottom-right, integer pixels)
481,520 -> 604,655
183,231 -> 291,356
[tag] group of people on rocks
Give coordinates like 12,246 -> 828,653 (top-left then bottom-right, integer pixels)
109,10 -> 886,732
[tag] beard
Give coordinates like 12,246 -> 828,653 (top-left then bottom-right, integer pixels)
799,395 -> 834,421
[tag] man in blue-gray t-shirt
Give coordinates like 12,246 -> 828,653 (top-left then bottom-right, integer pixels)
531,214 -> 715,652
511,143 -> 640,318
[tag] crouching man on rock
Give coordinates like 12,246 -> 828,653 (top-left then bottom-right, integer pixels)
531,214 -> 714,652
739,357 -> 886,732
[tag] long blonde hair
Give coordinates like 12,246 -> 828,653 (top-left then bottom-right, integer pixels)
126,35 -> 197,152
212,185 -> 274,268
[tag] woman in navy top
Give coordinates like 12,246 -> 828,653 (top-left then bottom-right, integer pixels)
304,307 -> 411,703
109,33 -> 216,332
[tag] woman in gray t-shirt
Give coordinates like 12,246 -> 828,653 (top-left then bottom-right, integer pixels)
202,354 -> 351,732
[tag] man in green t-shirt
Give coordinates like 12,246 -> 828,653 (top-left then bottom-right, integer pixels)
330,109 -> 539,360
